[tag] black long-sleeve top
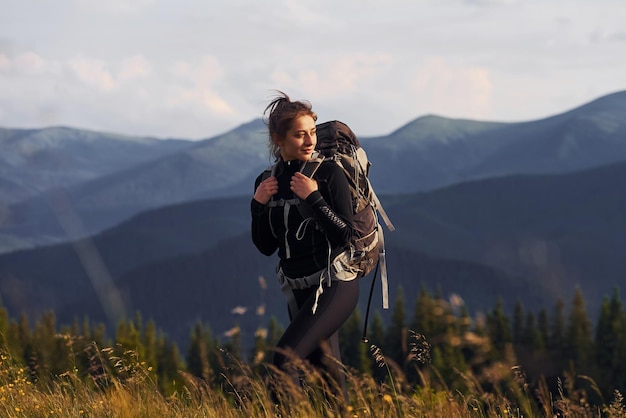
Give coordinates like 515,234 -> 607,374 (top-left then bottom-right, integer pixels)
251,159 -> 353,278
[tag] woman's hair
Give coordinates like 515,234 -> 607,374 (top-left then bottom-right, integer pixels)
263,91 -> 317,160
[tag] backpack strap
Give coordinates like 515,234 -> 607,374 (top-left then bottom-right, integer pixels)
370,186 -> 395,232
295,153 -> 325,220
300,152 -> 325,178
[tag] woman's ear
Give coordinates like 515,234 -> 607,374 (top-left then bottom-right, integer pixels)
271,133 -> 282,147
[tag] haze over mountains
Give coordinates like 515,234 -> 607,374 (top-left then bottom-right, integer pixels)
0,91 -> 625,348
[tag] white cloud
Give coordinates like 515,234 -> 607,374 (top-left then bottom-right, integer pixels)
69,57 -> 118,92
411,58 -> 493,120
119,55 -> 151,81
14,52 -> 46,75
168,56 -> 234,116
0,53 -> 11,72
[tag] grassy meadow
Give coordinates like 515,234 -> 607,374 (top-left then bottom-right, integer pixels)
1,339 -> 625,418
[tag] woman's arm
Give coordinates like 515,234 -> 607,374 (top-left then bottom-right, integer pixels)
305,162 -> 353,248
251,174 -> 279,256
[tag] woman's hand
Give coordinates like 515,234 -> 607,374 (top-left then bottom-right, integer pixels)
290,172 -> 318,200
253,176 -> 278,204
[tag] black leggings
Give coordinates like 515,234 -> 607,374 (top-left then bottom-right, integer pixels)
272,279 -> 359,398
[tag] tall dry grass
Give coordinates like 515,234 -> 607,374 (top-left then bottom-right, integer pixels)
0,340 -> 625,418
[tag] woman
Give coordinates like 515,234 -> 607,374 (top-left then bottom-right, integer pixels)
251,92 -> 358,400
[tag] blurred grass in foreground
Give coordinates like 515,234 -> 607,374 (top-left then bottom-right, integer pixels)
0,341 -> 625,418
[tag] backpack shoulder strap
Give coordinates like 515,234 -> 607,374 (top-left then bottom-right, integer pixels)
370,185 -> 395,232
300,152 -> 325,178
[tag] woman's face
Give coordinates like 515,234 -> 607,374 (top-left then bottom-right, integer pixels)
278,115 -> 317,162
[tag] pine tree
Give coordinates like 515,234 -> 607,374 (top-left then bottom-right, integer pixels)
339,309 -> 371,375
549,298 -> 566,366
368,312 -> 387,382
369,311 -> 386,348
512,300 -> 525,346
33,311 -> 73,378
186,321 -> 212,381
156,335 -> 184,394
115,314 -> 144,357
486,297 -> 511,358
614,307 -> 626,393
524,311 -> 544,350
410,287 -> 435,338
385,287 -> 406,368
594,288 -> 624,393
538,307 -> 550,350
142,320 -> 158,378
564,287 -> 593,370
222,322 -> 242,361
266,316 -> 283,349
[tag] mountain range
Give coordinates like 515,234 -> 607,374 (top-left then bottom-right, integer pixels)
0,90 -> 625,349
2,91 -> 626,254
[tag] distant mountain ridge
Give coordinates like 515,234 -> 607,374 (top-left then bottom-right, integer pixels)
1,91 -> 625,254
0,126 -> 193,204
362,90 -> 626,193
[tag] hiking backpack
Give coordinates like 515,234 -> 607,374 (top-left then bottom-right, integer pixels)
263,120 -> 395,338
314,120 -> 394,269
309,121 -> 394,321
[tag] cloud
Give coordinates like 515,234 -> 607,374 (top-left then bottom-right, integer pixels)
270,53 -> 393,99
69,57 -> 118,92
168,56 -> 234,116
119,55 -> 151,80
0,52 -> 51,75
0,53 -> 11,72
15,52 -> 46,75
411,58 -> 493,120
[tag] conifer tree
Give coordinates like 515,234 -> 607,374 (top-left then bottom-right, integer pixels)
411,287 -> 435,338
222,322 -> 242,361
156,335 -> 184,394
594,288 -> 624,393
537,307 -> 550,350
91,322 -> 108,348
486,297 -> 511,357
524,311 -> 543,350
339,309 -> 371,375
266,316 -> 283,349
564,287 -> 593,369
385,287 -> 406,368
186,321 -> 213,381
369,311 -> 386,348
368,312 -> 387,382
549,298 -> 566,363
512,300 -> 525,346
142,320 -> 158,377
115,314 -> 144,357
32,311 -> 72,378
431,290 -> 452,337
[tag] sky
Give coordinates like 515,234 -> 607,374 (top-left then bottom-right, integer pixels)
1,0 -> 625,140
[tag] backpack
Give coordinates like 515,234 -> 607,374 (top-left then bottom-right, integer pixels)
263,120 -> 394,338
313,121 -> 394,340
313,120 -> 394,270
